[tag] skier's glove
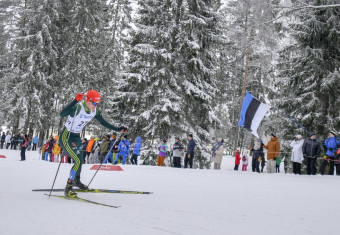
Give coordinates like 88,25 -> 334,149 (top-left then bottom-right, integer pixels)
75,93 -> 85,101
119,126 -> 128,133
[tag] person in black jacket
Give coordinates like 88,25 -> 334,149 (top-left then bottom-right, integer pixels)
0,132 -> 5,149
302,133 -> 321,175
249,139 -> 264,173
184,134 -> 195,168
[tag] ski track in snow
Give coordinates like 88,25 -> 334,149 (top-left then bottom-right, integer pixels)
0,149 -> 339,235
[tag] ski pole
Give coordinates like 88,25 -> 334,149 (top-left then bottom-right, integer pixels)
88,130 -> 127,187
48,98 -> 83,198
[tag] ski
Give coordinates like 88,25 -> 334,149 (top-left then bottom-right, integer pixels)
34,188 -> 153,194
45,194 -> 120,208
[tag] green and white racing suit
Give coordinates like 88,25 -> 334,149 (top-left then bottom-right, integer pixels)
59,99 -> 119,181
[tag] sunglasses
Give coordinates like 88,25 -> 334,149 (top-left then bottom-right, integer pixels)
89,98 -> 98,106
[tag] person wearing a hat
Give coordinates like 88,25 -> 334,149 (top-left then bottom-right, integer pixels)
59,90 -> 127,198
290,134 -> 304,174
103,134 -> 117,164
302,133 -> 321,175
263,133 -> 280,173
319,131 -> 340,175
131,137 -> 142,165
184,134 -> 196,168
98,136 -> 110,163
172,137 -> 184,168
115,135 -> 130,165
157,139 -> 168,166
211,138 -> 224,170
249,139 -> 264,173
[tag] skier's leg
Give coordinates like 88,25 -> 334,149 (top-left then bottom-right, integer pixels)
59,129 -> 85,197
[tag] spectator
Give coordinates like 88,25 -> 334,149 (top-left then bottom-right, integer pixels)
319,131 -> 340,175
116,135 -> 130,165
263,133 -> 280,173
249,139 -> 264,173
112,138 -> 120,164
89,138 -> 101,164
302,133 -> 321,175
172,137 -> 184,168
335,148 -> 340,175
0,132 -> 5,149
86,136 -> 95,163
44,136 -> 55,161
184,134 -> 195,169
20,134 -> 28,161
234,149 -> 241,171
290,134 -> 304,175
260,155 -> 266,173
98,136 -> 109,163
103,135 -> 117,164
242,154 -> 248,171
211,138 -> 224,170
32,135 -> 39,151
53,143 -> 61,162
131,137 -> 142,165
12,132 -> 20,150
5,132 -> 12,149
27,134 -> 32,150
276,156 -> 282,173
82,138 -> 88,163
157,139 -> 167,166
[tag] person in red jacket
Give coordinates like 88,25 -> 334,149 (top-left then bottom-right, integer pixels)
234,149 -> 241,171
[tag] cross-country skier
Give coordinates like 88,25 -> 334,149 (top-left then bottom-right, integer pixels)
59,90 -> 127,197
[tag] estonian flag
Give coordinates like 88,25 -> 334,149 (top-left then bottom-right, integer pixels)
238,92 -> 270,138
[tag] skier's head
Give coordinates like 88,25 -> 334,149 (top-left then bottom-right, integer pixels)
85,90 -> 100,110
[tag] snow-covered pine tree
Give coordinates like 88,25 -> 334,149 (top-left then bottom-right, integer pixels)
176,0 -> 223,167
59,0 -> 105,103
216,0 -> 281,151
275,0 -> 340,140
121,0 -> 222,168
96,0 -> 133,136
0,0 -> 19,127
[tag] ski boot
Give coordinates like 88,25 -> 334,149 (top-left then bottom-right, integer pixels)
65,179 -> 77,198
73,176 -> 89,190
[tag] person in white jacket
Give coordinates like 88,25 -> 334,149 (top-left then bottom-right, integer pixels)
242,154 -> 248,171
5,133 -> 12,149
290,134 -> 304,175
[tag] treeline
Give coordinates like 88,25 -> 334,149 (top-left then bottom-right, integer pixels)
0,0 -> 339,167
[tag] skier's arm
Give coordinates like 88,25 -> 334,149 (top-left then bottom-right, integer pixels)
94,110 -> 119,132
60,100 -> 78,117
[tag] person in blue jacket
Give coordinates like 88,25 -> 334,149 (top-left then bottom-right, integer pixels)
131,137 -> 142,165
114,135 -> 130,165
319,131 -> 340,175
184,134 -> 196,168
103,134 -> 117,164
32,135 -> 39,151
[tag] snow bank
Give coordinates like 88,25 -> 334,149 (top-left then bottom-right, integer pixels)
0,149 -> 339,235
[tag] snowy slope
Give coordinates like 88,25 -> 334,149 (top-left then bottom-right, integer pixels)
0,149 -> 339,235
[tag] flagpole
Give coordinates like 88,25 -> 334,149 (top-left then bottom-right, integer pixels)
233,27 -> 254,156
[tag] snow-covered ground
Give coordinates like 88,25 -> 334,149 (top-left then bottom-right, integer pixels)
0,149 -> 339,235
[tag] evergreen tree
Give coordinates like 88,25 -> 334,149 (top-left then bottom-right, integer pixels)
121,0 -> 222,168
275,0 -> 340,140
